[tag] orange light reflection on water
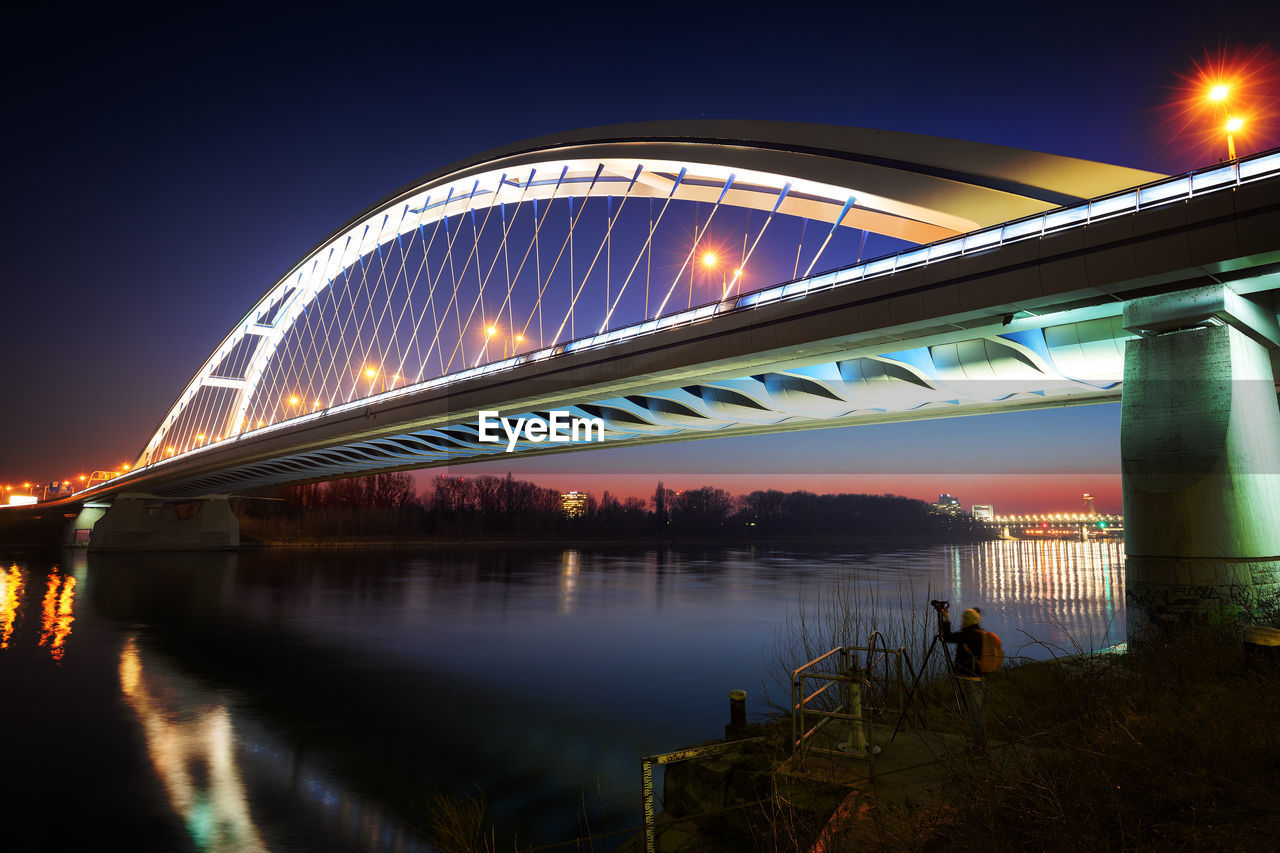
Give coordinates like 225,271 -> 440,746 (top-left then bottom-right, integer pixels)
37,569 -> 76,662
967,539 -> 1126,652
1,564 -> 24,649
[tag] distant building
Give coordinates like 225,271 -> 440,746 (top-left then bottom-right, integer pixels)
972,504 -> 994,519
560,491 -> 588,519
933,493 -> 961,515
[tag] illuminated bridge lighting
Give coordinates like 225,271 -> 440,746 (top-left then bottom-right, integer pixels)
65,126 -> 1280,499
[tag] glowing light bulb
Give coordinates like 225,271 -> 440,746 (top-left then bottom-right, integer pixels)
702,253 -> 717,268
1227,116 -> 1244,132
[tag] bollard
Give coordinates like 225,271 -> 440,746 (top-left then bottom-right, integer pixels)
845,680 -> 867,752
837,668 -> 880,757
1243,625 -> 1280,672
726,689 -> 747,739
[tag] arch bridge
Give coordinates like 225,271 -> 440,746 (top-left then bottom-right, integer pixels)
59,121 -> 1280,632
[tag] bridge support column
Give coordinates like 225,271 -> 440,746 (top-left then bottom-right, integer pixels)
63,493 -> 239,551
1121,285 -> 1280,637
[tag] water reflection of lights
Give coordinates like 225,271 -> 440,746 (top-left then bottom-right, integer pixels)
560,549 -> 580,613
1,564 -> 24,649
120,636 -> 270,853
965,540 -> 1126,650
119,636 -> 427,852
38,569 -> 76,662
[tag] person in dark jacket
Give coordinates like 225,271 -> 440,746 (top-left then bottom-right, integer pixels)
939,604 -> 986,748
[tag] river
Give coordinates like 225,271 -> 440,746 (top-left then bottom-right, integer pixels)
0,539 -> 1125,851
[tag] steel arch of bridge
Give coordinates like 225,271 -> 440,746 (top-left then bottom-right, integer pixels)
134,122 -> 1160,475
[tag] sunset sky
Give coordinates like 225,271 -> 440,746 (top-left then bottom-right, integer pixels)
3,1 -> 1278,514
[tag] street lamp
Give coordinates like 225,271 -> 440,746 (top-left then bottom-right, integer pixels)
482,325 -> 523,360
702,253 -> 744,299
1208,82 -> 1242,160
364,365 -> 390,394
1225,116 -> 1244,160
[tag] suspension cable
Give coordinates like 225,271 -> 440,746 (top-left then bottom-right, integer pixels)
599,167 -> 685,332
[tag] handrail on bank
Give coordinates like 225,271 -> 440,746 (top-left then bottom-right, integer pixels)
791,641 -> 908,779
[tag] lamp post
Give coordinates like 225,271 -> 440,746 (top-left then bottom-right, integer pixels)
483,325 -> 523,360
1225,116 -> 1244,160
1209,83 -> 1243,160
702,252 -> 744,300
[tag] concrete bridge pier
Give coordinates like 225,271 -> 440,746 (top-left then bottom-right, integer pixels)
1121,284 -> 1280,637
64,493 -> 239,551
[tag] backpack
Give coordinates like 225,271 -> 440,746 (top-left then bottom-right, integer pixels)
978,630 -> 1004,673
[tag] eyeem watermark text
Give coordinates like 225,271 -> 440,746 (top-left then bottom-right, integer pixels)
477,411 -> 605,452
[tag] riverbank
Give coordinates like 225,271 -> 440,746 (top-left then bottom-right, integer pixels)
603,620 -> 1280,852
236,530 -> 995,549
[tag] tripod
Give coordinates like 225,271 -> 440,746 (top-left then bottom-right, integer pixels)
892,604 -> 969,740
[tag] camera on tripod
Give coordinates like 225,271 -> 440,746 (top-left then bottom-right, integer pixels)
929,599 -> 949,612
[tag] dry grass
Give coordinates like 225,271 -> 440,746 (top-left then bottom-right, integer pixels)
422,789 -> 495,853
807,619 -> 1280,852
759,569 -> 1280,852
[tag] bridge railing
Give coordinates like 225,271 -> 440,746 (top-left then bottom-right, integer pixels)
92,148 -> 1280,495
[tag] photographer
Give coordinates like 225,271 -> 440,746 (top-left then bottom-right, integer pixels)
934,601 -> 988,749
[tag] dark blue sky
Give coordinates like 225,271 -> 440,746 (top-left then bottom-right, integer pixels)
3,1 -> 1277,512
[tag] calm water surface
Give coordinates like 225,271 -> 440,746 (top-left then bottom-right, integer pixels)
0,541 -> 1124,851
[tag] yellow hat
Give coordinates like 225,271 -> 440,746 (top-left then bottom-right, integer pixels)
962,608 -> 981,628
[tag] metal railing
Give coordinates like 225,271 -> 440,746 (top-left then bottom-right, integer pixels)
791,638 -> 907,780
